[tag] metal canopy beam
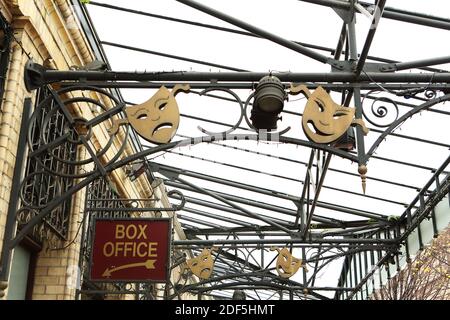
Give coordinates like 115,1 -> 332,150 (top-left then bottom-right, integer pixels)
15,0 -> 450,301
355,0 -> 387,76
169,191 -> 345,228
88,1 -> 446,73
58,81 -> 450,90
164,179 -> 389,222
302,153 -> 332,238
383,55 -> 450,72
30,67 -> 450,84
175,0 -> 334,65
299,0 -> 450,31
168,134 -> 440,191
174,176 -> 295,235
173,238 -> 396,245
151,161 -> 411,208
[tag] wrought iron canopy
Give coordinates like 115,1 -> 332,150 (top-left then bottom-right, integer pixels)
1,0 -> 450,301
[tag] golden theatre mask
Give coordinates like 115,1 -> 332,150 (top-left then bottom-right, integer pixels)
271,247 -> 305,279
109,84 -> 190,144
289,84 -> 369,144
186,248 -> 217,280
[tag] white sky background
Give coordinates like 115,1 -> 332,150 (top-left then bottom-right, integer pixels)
86,0 -> 450,299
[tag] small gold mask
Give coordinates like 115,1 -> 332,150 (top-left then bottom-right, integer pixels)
186,248 -> 215,279
272,247 -> 303,279
108,84 -> 190,144
290,84 -> 368,144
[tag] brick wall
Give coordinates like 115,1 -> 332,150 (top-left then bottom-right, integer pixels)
0,0 -> 174,300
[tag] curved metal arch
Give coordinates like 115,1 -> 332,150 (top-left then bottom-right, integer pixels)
28,85 -> 131,178
364,93 -> 450,163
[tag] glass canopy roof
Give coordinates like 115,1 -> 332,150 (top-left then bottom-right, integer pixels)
76,0 -> 450,300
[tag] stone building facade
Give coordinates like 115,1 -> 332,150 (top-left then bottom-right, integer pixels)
0,0 -> 191,300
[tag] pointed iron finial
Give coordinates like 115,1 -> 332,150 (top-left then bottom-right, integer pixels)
358,164 -> 368,194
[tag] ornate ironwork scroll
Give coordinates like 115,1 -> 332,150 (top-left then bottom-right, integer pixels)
18,87 -> 77,243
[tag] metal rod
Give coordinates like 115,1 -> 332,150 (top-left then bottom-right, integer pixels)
333,23 -> 347,61
39,68 -> 450,83
0,98 -> 33,281
88,1 -> 446,73
355,0 -> 387,76
384,55 -> 450,72
347,248 -> 392,300
175,0 -> 333,65
169,192 -> 296,227
399,154 -> 450,222
182,206 -> 255,227
165,179 -> 388,222
173,238 -> 395,245
58,79 -> 450,93
9,130 -> 359,247
177,156 -> 402,213
101,41 -> 249,72
302,153 -> 332,238
170,132 -> 440,190
299,0 -> 450,31
174,176 -> 294,234
297,151 -> 315,229
364,94 -> 450,163
347,9 -> 367,165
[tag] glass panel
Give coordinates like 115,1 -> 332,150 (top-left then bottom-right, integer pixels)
7,245 -> 31,300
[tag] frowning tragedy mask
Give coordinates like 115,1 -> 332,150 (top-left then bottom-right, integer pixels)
186,248 -> 216,280
290,84 -> 369,144
109,84 -> 190,144
272,247 -> 305,279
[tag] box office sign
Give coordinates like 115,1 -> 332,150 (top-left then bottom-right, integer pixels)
90,218 -> 171,282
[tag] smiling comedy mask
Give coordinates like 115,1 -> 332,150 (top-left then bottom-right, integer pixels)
271,247 -> 305,279
186,248 -> 216,280
108,84 -> 190,144
289,84 -> 369,144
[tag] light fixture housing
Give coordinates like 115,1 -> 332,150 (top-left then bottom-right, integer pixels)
331,127 -> 356,151
250,75 -> 286,130
232,289 -> 246,300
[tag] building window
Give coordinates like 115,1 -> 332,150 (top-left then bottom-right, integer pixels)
6,239 -> 40,300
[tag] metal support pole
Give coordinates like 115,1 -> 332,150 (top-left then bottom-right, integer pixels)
347,12 -> 367,166
355,0 -> 386,76
302,153 -> 332,238
0,98 -> 33,282
295,150 -> 315,229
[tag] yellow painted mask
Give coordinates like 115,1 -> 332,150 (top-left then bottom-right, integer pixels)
186,248 -> 215,279
108,84 -> 189,144
273,247 -> 303,279
290,84 -> 368,144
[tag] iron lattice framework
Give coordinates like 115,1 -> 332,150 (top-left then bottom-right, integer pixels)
1,0 -> 450,300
